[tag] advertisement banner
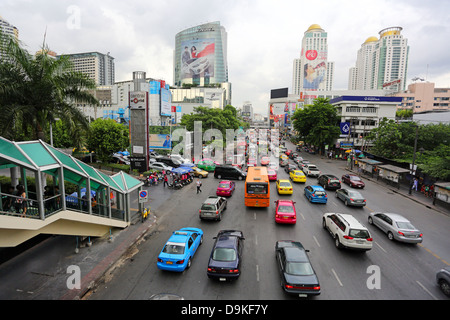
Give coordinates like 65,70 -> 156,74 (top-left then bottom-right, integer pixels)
149,134 -> 172,149
181,39 -> 215,80
302,49 -> 327,91
160,87 -> 171,116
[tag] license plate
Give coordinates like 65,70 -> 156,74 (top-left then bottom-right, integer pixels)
356,240 -> 364,244
219,278 -> 226,281
299,294 -> 307,298
166,261 -> 173,264
283,216 -> 290,219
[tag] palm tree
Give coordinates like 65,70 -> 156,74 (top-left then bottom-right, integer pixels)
0,34 -> 98,146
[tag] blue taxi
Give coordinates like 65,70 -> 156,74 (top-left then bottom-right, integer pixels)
304,185 -> 328,204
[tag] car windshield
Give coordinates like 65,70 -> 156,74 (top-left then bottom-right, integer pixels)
212,248 -> 237,262
268,170 -> 275,175
285,262 -> 314,276
295,172 -> 304,176
349,229 -> 370,239
396,221 -> 416,230
162,242 -> 185,254
278,205 -> 294,213
350,176 -> 361,181
201,204 -> 216,210
347,191 -> 362,198
279,182 -> 291,187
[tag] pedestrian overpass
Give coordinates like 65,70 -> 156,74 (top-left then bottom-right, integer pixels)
0,137 -> 143,247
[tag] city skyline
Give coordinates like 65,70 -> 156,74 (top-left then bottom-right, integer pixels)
1,0 -> 449,115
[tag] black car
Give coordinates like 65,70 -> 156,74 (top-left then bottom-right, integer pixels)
317,174 -> 341,190
154,156 -> 182,168
214,165 -> 247,180
207,230 -> 245,281
275,240 -> 321,297
284,164 -> 297,174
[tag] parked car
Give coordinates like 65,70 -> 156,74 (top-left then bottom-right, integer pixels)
149,162 -> 173,172
170,154 -> 190,164
436,267 -> 450,297
368,212 -> 423,243
199,196 -> 228,221
317,174 -> 341,190
274,200 -> 297,224
157,227 -> 203,272
322,213 -> 373,251
276,179 -> 293,195
207,230 -> 245,281
155,156 -> 182,168
304,185 -> 327,203
214,165 -> 247,180
275,240 -> 321,297
303,164 -> 321,177
216,180 -> 236,197
335,188 -> 366,207
289,170 -> 307,183
267,168 -> 277,181
284,163 -> 297,174
341,174 -> 365,189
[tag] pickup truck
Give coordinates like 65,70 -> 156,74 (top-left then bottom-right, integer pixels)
303,164 -> 321,177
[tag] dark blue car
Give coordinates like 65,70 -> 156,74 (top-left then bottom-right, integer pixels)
207,230 -> 245,281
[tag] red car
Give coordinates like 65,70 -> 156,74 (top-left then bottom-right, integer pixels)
274,200 -> 297,224
260,156 -> 270,166
267,168 -> 277,181
285,150 -> 293,157
341,174 -> 365,189
216,180 -> 236,197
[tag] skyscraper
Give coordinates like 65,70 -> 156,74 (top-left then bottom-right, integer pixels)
348,27 -> 409,92
292,24 -> 334,95
0,15 -> 19,60
57,51 -> 115,86
173,21 -> 228,87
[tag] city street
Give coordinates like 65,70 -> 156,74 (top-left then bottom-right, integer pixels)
87,140 -> 450,301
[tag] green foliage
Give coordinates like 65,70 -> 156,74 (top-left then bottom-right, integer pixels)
86,119 -> 129,163
291,98 -> 340,152
396,109 -> 413,118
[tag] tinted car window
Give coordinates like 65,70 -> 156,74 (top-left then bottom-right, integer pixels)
278,205 -> 294,213
163,242 -> 185,254
286,262 -> 314,276
201,204 -> 216,210
212,248 -> 237,261
349,229 -> 370,239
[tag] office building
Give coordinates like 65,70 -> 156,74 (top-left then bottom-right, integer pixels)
292,24 -> 334,96
393,81 -> 450,113
173,21 -> 228,87
348,27 -> 409,92
0,15 -> 19,60
57,51 -> 115,86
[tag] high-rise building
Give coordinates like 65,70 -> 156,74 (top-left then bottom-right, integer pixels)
0,15 -> 19,60
57,51 -> 115,86
348,27 -> 409,92
173,21 -> 228,87
292,24 -> 334,96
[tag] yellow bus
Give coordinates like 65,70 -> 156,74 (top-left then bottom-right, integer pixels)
245,166 -> 270,207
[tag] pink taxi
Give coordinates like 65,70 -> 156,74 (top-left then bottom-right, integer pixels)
216,180 -> 236,197
267,168 -> 277,181
274,200 -> 297,224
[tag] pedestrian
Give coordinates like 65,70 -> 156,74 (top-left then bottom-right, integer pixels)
412,177 -> 418,191
163,174 -> 168,187
196,178 -> 202,194
14,185 -> 27,217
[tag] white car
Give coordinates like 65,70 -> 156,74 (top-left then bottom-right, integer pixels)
322,213 -> 373,251
303,164 -> 321,177
149,162 -> 173,172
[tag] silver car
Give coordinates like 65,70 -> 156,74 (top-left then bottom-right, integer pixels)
368,212 -> 423,244
335,188 -> 366,207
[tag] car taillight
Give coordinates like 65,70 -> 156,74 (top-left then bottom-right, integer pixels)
157,258 -> 163,263
229,269 -> 239,273
311,194 -> 315,197
343,235 -> 353,240
176,259 -> 185,264
216,210 -> 219,215
367,238 -> 373,241
207,267 -> 215,272
398,231 -> 405,236
419,233 -> 423,237
275,214 -> 279,218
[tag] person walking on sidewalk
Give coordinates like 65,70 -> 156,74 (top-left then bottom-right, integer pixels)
412,177 -> 418,191
196,178 -> 202,194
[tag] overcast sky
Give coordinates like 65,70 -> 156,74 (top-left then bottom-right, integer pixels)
1,0 -> 449,115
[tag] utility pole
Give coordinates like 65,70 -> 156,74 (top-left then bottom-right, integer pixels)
408,125 -> 419,195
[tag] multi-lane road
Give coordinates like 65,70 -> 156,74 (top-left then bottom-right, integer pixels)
88,140 -> 450,301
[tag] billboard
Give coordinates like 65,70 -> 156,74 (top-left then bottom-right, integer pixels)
160,87 -> 171,116
149,134 -> 172,150
181,39 -> 215,80
302,49 -> 327,91
270,88 -> 289,99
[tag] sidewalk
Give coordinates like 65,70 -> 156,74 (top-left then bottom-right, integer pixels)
0,182 -> 179,300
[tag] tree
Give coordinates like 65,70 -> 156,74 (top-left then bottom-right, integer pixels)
291,98 -> 340,153
86,119 -> 129,163
0,34 -> 98,144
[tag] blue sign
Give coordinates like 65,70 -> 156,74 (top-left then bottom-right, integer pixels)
340,122 -> 351,135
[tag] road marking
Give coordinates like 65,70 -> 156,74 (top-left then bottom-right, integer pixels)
300,212 -> 306,220
313,236 -> 321,248
375,242 -> 387,253
416,281 -> 438,300
256,265 -> 260,282
255,234 -> 258,246
418,244 -> 450,266
254,212 -> 257,220
331,268 -> 343,287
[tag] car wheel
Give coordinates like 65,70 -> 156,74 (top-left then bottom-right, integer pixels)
217,174 -> 222,179
439,279 -> 450,296
217,213 -> 222,221
335,192 -> 338,198
344,199 -> 349,206
200,235 -> 203,245
187,258 -> 192,269
387,232 -> 395,241
322,219 -> 327,229
238,176 -> 243,181
368,217 -> 373,225
335,236 -> 342,249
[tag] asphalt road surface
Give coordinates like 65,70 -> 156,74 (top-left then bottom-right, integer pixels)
88,141 -> 450,301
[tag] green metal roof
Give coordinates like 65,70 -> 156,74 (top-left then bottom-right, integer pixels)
0,137 -> 143,194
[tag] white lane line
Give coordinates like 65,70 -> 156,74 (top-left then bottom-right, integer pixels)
254,212 -> 256,220
255,234 -> 258,246
256,265 -> 260,282
300,212 -> 306,220
375,241 -> 387,253
416,281 -> 438,300
313,236 -> 321,248
331,268 -> 343,287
